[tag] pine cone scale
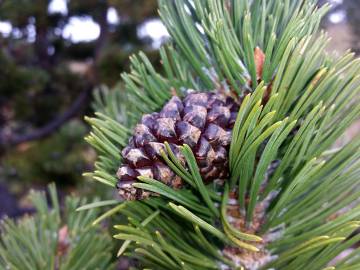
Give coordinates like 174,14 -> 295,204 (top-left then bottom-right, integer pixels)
117,90 -> 240,200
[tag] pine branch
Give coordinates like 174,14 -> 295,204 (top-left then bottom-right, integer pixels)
82,0 -> 360,269
0,86 -> 92,150
0,184 -> 115,270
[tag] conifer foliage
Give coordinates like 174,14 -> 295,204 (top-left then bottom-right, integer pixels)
0,184 -> 114,270
84,0 -> 360,269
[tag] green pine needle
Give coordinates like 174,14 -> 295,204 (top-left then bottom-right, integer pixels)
83,0 -> 360,269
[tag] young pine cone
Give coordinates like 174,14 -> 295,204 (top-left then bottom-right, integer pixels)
116,90 -> 240,200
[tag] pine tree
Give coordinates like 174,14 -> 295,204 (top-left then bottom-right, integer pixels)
83,0 -> 360,269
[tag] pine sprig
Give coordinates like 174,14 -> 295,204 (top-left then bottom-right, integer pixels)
83,0 -> 360,269
0,184 -> 115,270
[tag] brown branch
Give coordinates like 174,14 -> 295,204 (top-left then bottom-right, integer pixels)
0,86 -> 92,149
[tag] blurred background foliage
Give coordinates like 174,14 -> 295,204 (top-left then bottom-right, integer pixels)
0,0 -> 163,216
0,0 -> 359,217
2,120 -> 87,185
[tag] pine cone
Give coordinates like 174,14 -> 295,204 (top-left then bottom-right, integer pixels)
116,90 -> 240,200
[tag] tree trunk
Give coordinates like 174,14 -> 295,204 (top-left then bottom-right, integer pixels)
95,4 -> 109,61
35,24 -> 51,69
